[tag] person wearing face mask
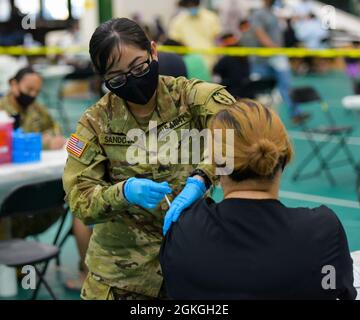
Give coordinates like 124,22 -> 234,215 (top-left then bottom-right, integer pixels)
0,67 -> 70,261
62,17 -> 235,300
0,68 -> 66,262
168,0 -> 221,70
0,68 -> 94,292
0,67 -> 66,150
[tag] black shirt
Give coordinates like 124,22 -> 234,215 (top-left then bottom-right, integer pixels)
213,56 -> 250,98
158,52 -> 188,78
160,198 -> 356,300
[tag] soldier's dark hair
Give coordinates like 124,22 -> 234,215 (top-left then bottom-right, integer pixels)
10,67 -> 40,83
264,0 -> 276,7
179,0 -> 200,7
89,18 -> 151,76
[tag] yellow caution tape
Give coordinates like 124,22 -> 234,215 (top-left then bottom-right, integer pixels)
159,46 -> 360,58
0,46 -> 84,55
1,45 -> 360,58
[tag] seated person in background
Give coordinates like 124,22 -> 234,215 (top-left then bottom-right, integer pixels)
0,67 -> 66,239
213,32 -> 250,98
162,38 -> 212,82
0,67 -> 66,150
158,51 -> 187,78
161,99 -> 356,300
158,40 -> 188,78
0,67 -> 90,290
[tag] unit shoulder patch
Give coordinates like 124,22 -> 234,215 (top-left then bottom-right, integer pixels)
212,90 -> 236,105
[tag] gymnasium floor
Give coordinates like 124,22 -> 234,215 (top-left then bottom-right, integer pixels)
3,70 -> 360,300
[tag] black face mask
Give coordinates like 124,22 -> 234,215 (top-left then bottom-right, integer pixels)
15,91 -> 36,109
106,60 -> 159,105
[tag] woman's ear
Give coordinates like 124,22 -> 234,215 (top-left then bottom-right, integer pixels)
150,41 -> 158,60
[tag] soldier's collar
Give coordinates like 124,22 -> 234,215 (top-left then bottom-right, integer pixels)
109,94 -> 138,134
156,77 -> 179,122
4,94 -> 23,115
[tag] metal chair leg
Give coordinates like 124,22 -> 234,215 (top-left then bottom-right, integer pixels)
32,265 -> 58,300
53,211 -> 68,246
52,210 -> 69,267
55,227 -> 73,267
31,260 -> 50,300
308,137 -> 337,185
292,132 -> 336,185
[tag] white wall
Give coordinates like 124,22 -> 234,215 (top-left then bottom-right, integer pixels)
112,0 -> 179,27
79,0 -> 99,45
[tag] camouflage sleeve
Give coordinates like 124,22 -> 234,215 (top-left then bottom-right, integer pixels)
62,114 -> 130,225
0,97 -> 7,112
37,104 -> 62,135
185,81 -> 236,185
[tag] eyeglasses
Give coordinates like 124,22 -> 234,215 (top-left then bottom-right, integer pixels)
105,58 -> 151,89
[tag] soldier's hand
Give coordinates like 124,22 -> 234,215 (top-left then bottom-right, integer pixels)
163,177 -> 206,236
124,177 -> 172,209
42,133 -> 66,150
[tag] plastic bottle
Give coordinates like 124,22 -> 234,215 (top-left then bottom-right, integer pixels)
0,111 -> 14,164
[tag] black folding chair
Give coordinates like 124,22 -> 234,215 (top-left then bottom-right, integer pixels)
290,87 -> 358,185
0,179 -> 68,300
242,77 -> 277,103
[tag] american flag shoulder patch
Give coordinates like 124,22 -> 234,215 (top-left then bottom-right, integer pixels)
66,134 -> 88,158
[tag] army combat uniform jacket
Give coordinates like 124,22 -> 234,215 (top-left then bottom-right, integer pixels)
0,94 -> 61,135
62,76 -> 235,298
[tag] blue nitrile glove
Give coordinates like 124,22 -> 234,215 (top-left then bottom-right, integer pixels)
124,177 -> 172,209
163,177 -> 206,235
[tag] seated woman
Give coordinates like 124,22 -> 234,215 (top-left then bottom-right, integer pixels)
160,99 -> 356,300
0,66 -> 66,150
0,67 -> 91,291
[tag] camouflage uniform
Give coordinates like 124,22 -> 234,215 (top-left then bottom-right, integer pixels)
0,94 -> 63,239
62,76 -> 235,300
0,94 -> 61,135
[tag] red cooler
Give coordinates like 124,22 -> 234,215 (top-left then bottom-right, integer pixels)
0,111 -> 13,164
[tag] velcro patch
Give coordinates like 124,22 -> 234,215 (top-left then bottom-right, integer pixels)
66,134 -> 88,158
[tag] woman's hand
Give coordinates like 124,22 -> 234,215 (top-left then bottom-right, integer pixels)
49,135 -> 67,150
163,176 -> 206,236
42,133 -> 67,150
124,177 -> 172,209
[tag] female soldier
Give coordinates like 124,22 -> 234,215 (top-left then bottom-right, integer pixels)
0,67 -> 66,150
62,17 -> 235,300
0,67 -> 66,240
0,68 -> 91,290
